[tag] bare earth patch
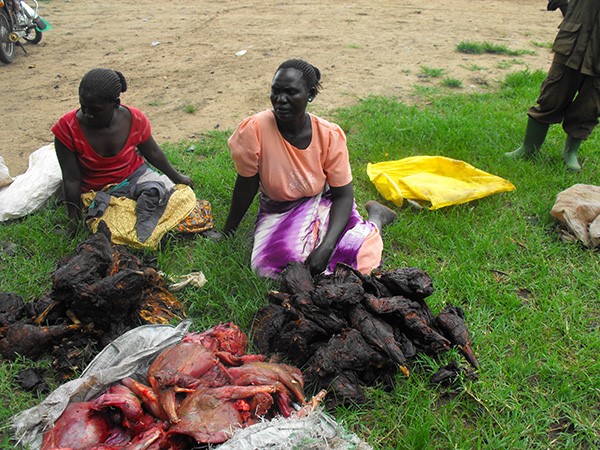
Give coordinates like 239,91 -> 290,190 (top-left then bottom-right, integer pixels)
2,0 -> 561,175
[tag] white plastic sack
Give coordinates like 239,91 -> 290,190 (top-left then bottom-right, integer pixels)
219,409 -> 373,450
11,320 -> 192,450
0,155 -> 13,188
11,318 -> 373,450
0,144 -> 62,222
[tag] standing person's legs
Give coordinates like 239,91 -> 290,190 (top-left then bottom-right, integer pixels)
506,62 -> 581,159
528,62 -> 583,124
560,76 -> 600,170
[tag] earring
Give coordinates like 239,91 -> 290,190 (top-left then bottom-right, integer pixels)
308,96 -> 314,102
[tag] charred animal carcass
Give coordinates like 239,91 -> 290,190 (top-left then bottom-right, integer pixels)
0,225 -> 185,378
252,262 -> 480,405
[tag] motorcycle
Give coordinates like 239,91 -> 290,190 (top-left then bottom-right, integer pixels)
0,0 -> 50,64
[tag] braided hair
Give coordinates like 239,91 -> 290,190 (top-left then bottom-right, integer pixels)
79,68 -> 127,104
276,59 -> 322,98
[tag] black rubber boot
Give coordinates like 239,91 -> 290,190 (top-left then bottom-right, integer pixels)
562,135 -> 582,171
505,117 -> 549,158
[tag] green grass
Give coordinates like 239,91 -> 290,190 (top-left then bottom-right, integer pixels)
457,41 -> 536,56
1,70 -> 599,449
497,59 -> 527,70
182,104 -> 197,114
441,77 -> 463,88
531,41 -> 553,49
419,66 -> 446,78
460,63 -> 486,72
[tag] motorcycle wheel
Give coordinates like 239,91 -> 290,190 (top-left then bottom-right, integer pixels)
24,27 -> 42,44
0,10 -> 15,64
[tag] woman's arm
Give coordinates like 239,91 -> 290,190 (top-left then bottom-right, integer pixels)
223,174 -> 260,235
305,182 -> 354,275
137,135 -> 193,187
54,137 -> 83,225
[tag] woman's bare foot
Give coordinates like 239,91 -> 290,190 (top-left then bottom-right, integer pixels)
366,200 -> 397,230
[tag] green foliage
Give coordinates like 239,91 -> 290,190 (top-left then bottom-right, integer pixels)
182,104 -> 197,114
531,40 -> 553,49
1,70 -> 599,449
497,59 -> 527,70
419,66 -> 446,78
457,41 -> 536,56
441,77 -> 463,88
460,63 -> 485,72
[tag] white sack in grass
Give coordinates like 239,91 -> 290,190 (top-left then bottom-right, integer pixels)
218,409 -> 373,450
0,155 -> 12,188
550,184 -> 600,248
11,320 -> 192,450
0,144 -> 62,222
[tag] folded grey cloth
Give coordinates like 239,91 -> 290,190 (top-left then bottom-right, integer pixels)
84,164 -> 177,242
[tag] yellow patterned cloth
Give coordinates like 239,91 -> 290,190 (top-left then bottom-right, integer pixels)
82,184 -> 207,249
173,199 -> 214,234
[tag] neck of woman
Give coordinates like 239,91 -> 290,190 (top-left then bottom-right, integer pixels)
277,112 -> 309,136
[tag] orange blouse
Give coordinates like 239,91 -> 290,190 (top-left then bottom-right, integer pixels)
228,110 -> 352,202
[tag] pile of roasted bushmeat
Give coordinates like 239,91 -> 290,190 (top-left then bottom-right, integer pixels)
4,224 -> 480,448
0,225 -> 185,379
41,323 -> 306,449
252,262 -> 479,404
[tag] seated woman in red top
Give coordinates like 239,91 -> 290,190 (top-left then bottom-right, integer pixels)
224,59 -> 396,278
53,68 -> 217,245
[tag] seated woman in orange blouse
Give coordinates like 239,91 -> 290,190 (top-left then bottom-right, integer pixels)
224,59 -> 396,278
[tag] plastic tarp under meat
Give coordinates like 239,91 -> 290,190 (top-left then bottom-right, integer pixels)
11,319 -> 373,450
218,409 -> 373,450
367,156 -> 516,210
11,320 -> 192,449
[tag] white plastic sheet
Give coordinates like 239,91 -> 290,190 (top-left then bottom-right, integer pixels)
0,155 -> 12,188
219,409 -> 373,450
11,320 -> 192,449
0,144 -> 62,222
11,319 -> 372,450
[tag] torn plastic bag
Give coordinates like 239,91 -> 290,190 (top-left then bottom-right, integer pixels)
11,320 -> 192,450
367,156 -> 516,210
0,144 -> 62,222
218,407 -> 373,450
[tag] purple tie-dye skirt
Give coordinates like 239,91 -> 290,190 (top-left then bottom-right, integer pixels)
251,190 -> 378,278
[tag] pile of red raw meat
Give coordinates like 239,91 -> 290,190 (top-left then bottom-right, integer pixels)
41,323 -> 305,449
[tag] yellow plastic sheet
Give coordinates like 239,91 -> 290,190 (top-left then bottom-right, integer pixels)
367,156 -> 516,210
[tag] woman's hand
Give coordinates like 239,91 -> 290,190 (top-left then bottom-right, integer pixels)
172,173 -> 194,188
305,183 -> 354,275
66,217 -> 83,237
306,242 -> 335,276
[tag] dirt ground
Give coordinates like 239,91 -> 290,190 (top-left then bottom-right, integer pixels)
1,0 -> 562,176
